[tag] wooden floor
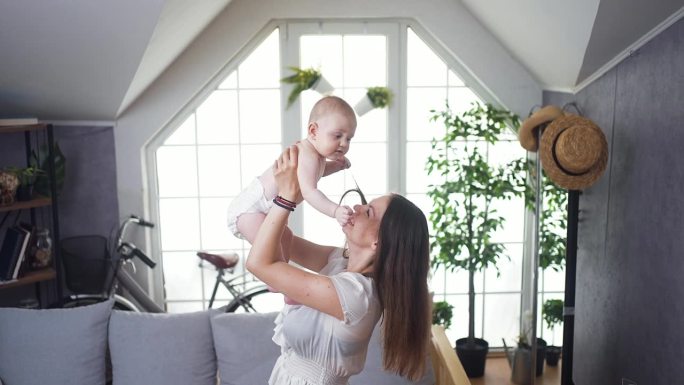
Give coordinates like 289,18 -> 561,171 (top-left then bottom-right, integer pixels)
470,357 -> 561,385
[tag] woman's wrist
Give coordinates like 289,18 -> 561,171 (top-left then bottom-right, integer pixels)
273,195 -> 296,211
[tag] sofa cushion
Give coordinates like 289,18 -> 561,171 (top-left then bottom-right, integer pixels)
351,322 -> 436,385
0,299 -> 113,385
211,312 -> 280,385
108,309 -> 216,385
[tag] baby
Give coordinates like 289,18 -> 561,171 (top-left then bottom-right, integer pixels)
227,96 -> 357,304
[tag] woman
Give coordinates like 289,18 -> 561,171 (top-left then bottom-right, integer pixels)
246,145 -> 430,384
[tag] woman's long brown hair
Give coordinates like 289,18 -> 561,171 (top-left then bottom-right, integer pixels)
374,194 -> 431,381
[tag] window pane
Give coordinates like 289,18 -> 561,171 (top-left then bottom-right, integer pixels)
300,35 -> 343,87
167,302 -> 204,313
406,87 -> 447,142
543,267 -> 566,292
156,146 -> 198,197
159,198 -> 200,251
447,87 -> 480,115
163,251 -> 203,300
239,89 -> 281,144
448,69 -> 465,87
197,145 -> 242,197
443,294 -> 483,341
490,197 -> 525,243
407,28 -> 447,86
164,114 -> 195,145
484,243 -> 523,292
238,29 -> 280,88
219,71 -> 237,89
240,144 -> 281,187
344,143 -> 386,195
344,35 -> 387,87
197,90 -> 239,144
483,293 -> 520,344
200,197 -> 242,250
406,141 -> 441,194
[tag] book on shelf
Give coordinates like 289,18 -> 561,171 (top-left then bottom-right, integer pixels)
0,117 -> 39,126
11,224 -> 34,279
0,227 -> 27,281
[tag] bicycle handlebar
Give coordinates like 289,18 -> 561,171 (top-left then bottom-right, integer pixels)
133,247 -> 156,268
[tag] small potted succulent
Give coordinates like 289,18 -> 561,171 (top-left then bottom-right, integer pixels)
280,66 -> 334,108
542,299 -> 563,366
354,86 -> 393,116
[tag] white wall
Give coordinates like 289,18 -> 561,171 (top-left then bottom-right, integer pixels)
114,0 -> 542,296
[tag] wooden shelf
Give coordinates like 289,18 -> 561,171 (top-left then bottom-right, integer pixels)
0,197 -> 52,213
0,268 -> 56,290
0,123 -> 46,134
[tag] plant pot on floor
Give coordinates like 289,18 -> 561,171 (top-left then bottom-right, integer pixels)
545,345 -> 561,366
455,337 -> 488,378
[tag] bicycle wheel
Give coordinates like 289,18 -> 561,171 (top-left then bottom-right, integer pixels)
225,286 -> 284,313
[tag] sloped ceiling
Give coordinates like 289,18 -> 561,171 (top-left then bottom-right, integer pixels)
0,0 -> 681,121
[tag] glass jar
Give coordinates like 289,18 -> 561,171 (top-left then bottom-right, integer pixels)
32,228 -> 53,269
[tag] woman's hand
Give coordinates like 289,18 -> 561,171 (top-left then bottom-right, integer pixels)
274,145 -> 302,203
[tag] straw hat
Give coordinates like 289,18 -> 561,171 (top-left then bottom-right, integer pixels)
539,114 -> 608,190
518,105 -> 564,152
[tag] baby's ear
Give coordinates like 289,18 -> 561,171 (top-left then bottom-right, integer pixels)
307,122 -> 318,137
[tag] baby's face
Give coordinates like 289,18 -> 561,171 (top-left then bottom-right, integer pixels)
312,113 -> 356,160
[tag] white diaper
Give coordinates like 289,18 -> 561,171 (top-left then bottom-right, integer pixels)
226,178 -> 274,239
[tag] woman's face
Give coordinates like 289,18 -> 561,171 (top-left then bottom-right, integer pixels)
342,194 -> 391,249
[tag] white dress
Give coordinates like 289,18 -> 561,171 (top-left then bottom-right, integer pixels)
269,248 -> 382,385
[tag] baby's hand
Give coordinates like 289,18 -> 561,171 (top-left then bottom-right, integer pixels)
334,205 -> 352,226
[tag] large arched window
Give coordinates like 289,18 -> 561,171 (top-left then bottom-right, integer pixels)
149,21 -> 559,347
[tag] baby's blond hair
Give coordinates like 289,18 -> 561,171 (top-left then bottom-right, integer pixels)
308,96 -> 357,126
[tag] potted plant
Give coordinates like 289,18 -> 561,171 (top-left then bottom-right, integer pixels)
6,166 -> 45,201
506,310 -> 546,385
354,86 -> 393,116
426,101 -> 526,378
542,299 -> 563,366
280,66 -> 334,108
432,300 -> 454,329
31,141 -> 66,197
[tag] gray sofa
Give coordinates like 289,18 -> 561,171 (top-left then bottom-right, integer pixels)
0,300 -> 435,385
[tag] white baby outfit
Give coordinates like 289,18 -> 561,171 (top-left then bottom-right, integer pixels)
226,178 -> 273,239
269,248 -> 382,385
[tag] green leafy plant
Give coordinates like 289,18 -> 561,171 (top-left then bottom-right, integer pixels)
280,66 -> 322,108
432,300 -> 454,329
542,299 -> 563,333
366,86 -> 393,109
31,141 -> 66,197
6,166 -> 45,186
426,101 -> 526,347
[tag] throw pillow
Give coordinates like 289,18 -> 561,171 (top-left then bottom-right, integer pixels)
0,299 -> 113,385
210,312 -> 280,385
108,309 -> 216,385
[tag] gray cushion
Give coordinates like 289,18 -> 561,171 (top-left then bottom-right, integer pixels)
108,309 -> 216,385
352,322 -> 436,385
211,312 -> 280,385
0,299 -> 113,385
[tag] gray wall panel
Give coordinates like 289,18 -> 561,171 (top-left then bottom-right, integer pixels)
545,17 -> 684,385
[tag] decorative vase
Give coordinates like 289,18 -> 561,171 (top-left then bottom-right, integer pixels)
312,75 -> 334,95
354,95 -> 374,116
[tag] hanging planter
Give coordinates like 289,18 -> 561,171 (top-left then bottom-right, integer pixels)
281,66 -> 334,108
354,86 -> 393,116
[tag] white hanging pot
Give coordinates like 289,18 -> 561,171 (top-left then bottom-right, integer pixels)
354,94 -> 374,116
312,75 -> 334,95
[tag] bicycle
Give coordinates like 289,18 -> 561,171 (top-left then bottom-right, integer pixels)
55,215 -> 164,313
197,251 -> 283,313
